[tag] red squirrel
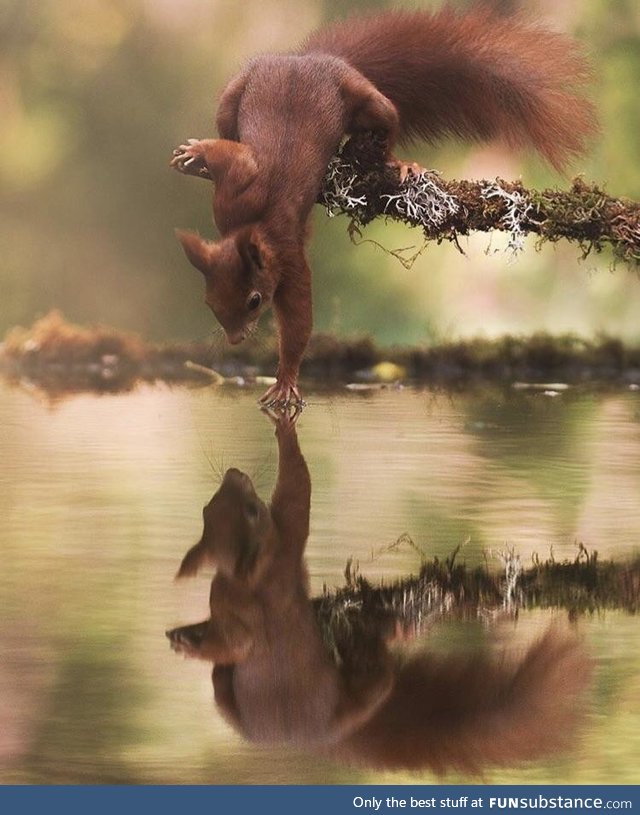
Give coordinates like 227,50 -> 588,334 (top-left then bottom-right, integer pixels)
171,7 -> 596,406
167,410 -> 590,773
168,409 -> 394,747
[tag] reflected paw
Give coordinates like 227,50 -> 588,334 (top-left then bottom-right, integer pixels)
166,622 -> 207,658
261,403 -> 303,429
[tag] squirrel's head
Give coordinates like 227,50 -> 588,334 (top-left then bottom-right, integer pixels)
176,227 -> 275,345
179,467 -> 273,582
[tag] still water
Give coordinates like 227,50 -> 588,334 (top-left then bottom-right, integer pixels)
0,381 -> 638,784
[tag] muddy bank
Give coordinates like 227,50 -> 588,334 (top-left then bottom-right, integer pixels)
2,311 -> 640,397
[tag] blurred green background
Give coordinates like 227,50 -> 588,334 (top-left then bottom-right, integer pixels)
1,0 -> 639,347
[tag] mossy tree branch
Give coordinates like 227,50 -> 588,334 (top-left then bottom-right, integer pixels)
319,134 -> 640,266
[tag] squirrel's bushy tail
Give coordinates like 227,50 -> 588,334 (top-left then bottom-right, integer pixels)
335,628 -> 591,775
302,7 -> 597,170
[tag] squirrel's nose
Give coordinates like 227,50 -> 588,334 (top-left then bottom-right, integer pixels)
226,329 -> 246,345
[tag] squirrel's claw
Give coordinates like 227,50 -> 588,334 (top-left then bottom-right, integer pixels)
259,379 -> 306,411
166,630 -> 201,659
170,138 -> 211,179
260,404 -> 303,429
387,156 -> 425,184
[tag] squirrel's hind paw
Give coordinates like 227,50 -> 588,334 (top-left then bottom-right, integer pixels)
166,622 -> 209,659
387,156 -> 425,184
170,138 -> 211,179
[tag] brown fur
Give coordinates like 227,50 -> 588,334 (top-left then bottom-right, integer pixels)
334,628 -> 591,774
172,6 -> 597,404
167,411 -> 591,772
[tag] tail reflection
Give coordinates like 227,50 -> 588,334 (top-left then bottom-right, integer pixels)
167,409 -> 590,774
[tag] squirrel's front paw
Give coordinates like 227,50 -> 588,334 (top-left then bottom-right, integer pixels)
170,138 -> 211,179
261,403 -> 303,429
259,379 -> 306,411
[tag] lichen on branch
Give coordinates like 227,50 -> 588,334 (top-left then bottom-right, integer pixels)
319,134 -> 640,266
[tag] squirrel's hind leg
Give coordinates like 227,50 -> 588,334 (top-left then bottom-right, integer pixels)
170,138 -> 258,190
339,69 -> 425,182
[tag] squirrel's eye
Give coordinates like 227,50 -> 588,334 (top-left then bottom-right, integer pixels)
247,292 -> 262,311
245,502 -> 259,522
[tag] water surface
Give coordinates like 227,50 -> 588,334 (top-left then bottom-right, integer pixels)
1,382 -> 638,783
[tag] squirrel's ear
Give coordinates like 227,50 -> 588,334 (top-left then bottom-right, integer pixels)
175,229 -> 218,277
175,539 -> 208,579
237,228 -> 265,270
247,239 -> 263,269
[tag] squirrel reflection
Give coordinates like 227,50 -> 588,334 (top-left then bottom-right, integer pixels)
167,409 -> 589,775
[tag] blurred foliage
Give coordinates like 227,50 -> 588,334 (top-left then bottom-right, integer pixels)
1,0 -> 639,345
